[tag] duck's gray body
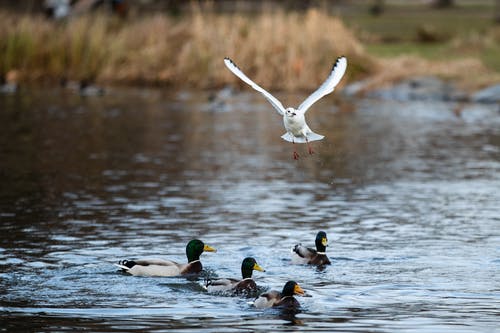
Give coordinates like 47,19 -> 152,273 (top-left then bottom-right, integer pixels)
115,258 -> 202,277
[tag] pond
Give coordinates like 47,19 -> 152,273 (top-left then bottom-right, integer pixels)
1,87 -> 499,332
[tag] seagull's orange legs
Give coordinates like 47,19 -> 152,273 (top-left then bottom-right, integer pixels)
292,137 -> 315,159
293,140 -> 300,160
306,137 -> 314,155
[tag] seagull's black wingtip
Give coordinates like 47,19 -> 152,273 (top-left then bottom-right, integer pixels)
224,57 -> 241,70
332,56 -> 347,70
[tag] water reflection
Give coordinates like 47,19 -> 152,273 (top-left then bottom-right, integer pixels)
1,88 -> 499,332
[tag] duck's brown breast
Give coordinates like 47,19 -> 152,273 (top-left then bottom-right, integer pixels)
181,261 -> 203,274
233,279 -> 258,293
309,254 -> 331,265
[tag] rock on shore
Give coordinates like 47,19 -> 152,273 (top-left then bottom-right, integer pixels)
344,76 -> 499,104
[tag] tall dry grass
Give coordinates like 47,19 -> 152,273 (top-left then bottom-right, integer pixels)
3,9 -> 496,91
0,12 -> 112,81
0,9 -> 372,90
363,56 -> 500,92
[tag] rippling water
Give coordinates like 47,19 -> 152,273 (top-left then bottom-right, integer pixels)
1,88 -> 499,332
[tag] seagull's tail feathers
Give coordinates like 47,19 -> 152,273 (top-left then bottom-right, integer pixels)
281,132 -> 324,143
307,132 -> 325,142
281,132 -> 299,142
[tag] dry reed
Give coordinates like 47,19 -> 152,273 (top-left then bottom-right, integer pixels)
1,9 -> 497,91
0,9 -> 372,89
366,56 -> 500,92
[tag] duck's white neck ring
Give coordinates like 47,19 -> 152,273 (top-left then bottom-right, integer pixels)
188,260 -> 201,264
316,252 -> 326,255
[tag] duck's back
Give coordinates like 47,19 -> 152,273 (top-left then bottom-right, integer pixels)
291,244 -> 316,264
128,258 -> 182,276
254,290 -> 281,309
118,258 -> 202,277
206,278 -> 239,293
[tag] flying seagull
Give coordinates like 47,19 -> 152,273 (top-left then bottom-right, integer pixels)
224,56 -> 347,159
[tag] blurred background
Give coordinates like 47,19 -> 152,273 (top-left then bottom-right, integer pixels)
1,0 -> 499,92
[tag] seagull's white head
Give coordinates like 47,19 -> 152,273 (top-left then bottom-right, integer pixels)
285,107 -> 297,117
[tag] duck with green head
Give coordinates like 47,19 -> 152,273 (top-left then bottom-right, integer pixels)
253,281 -> 305,309
291,231 -> 331,265
115,239 -> 216,277
206,257 -> 265,294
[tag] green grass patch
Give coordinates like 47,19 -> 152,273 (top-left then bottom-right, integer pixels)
481,45 -> 500,72
366,43 -> 449,59
342,1 -> 500,74
343,2 -> 495,42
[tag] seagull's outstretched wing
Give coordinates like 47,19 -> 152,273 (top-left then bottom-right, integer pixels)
298,56 -> 347,114
224,58 -> 286,116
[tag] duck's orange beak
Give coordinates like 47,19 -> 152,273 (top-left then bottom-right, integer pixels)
294,284 -> 305,296
204,244 -> 217,252
253,263 -> 265,272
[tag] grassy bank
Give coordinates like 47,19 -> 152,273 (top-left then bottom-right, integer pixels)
0,9 -> 370,90
342,1 -> 500,90
0,7 -> 499,91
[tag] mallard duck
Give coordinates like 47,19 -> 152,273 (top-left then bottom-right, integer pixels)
206,257 -> 265,294
291,231 -> 331,265
253,281 -> 305,309
114,239 -> 216,277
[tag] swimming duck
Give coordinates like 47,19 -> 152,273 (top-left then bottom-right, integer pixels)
253,281 -> 305,309
291,231 -> 331,265
206,257 -> 265,294
79,79 -> 105,96
0,73 -> 18,94
115,239 -> 216,277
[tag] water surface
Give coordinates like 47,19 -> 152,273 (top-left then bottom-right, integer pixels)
1,88 -> 499,332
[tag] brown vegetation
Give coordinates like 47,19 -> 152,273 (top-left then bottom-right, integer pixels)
0,9 -> 371,90
0,8 -> 498,91
362,56 -> 495,93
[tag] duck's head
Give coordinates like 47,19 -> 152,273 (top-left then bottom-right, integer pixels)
241,257 -> 265,279
282,281 -> 305,297
186,239 -> 216,262
315,231 -> 328,253
285,107 -> 297,117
